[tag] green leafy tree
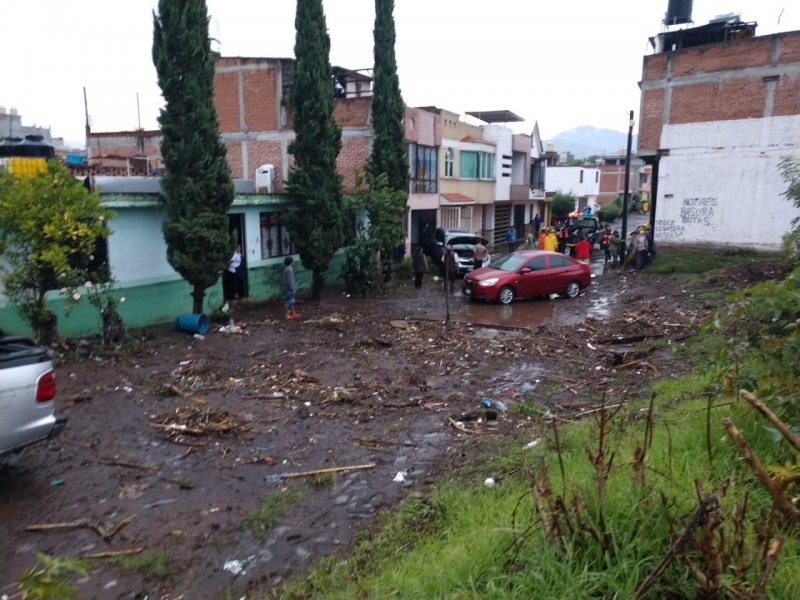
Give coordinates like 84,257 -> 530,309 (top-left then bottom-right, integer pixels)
779,156 -> 800,266
153,0 -> 234,314
343,172 -> 406,296
551,192 -> 576,217
0,162 -> 111,344
284,0 -> 344,301
369,0 -> 408,193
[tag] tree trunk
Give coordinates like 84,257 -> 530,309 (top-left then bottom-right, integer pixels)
191,285 -> 205,314
311,269 -> 324,301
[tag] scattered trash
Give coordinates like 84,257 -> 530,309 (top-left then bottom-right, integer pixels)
193,333 -> 205,341
219,323 -> 243,334
50,479 -> 65,486
484,477 -> 496,488
587,342 -> 597,350
222,302 -> 230,313
122,386 -> 133,393
393,467 -> 416,484
493,401 -> 507,412
524,439 -> 541,449
224,555 -> 256,576
481,397 -> 492,408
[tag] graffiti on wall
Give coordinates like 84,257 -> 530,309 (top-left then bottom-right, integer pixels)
680,197 -> 716,226
655,219 -> 686,239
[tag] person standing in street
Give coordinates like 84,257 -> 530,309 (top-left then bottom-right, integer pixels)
600,228 -> 612,263
472,239 -> 487,271
412,247 -> 427,289
609,230 -> 621,265
544,227 -> 558,252
632,227 -> 650,271
283,256 -> 300,319
533,213 -> 542,238
226,244 -> 244,300
558,221 -> 570,254
575,236 -> 592,265
505,226 -> 517,252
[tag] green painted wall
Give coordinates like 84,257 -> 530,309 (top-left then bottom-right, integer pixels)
0,252 -> 346,338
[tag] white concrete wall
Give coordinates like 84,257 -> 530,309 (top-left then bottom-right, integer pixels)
655,116 -> 800,249
545,166 -> 600,198
482,124 -> 512,201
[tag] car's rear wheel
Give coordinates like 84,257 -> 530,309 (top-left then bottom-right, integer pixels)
498,286 -> 515,305
564,281 -> 581,298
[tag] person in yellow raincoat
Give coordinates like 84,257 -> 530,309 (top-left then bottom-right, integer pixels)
544,227 -> 558,252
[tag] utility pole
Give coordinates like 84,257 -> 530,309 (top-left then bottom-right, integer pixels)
620,110 -> 634,262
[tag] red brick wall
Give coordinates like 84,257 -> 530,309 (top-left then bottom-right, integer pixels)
215,72 -> 240,134
775,74 -> 800,116
638,30 -> 800,154
333,97 -> 371,128
670,79 -> 765,123
778,33 -> 800,64
642,53 -> 669,82
242,69 -> 278,131
337,136 -> 370,191
639,88 -> 665,153
224,142 -> 243,179
671,37 -> 772,77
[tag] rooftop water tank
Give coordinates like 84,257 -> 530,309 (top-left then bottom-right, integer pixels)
664,0 -> 693,26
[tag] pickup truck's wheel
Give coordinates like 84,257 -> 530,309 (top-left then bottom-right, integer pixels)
498,286 -> 515,305
564,281 -> 581,298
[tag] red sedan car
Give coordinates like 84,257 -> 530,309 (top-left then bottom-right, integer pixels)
462,250 -> 591,304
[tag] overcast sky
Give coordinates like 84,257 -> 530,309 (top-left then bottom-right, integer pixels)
5,1 -> 799,147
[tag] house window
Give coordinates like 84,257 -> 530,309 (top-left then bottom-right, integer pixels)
579,170 -> 584,184
478,152 -> 493,180
409,143 -> 438,193
440,207 -> 459,229
444,148 -> 453,178
259,212 -> 293,259
460,151 -> 494,180
596,171 -> 599,183
459,206 -> 473,231
460,151 -> 477,178
530,160 -> 545,190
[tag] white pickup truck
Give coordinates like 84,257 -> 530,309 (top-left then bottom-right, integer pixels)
0,336 -> 67,457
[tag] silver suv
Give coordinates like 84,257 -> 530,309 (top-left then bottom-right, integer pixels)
426,228 -> 490,275
1,336 -> 66,457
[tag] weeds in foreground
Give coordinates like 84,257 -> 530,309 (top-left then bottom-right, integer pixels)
108,550 -> 170,578
12,553 -> 89,600
244,488 -> 303,536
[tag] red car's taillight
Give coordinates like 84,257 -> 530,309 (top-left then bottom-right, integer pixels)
36,371 -> 56,403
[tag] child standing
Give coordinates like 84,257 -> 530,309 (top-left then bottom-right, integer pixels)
283,256 -> 300,319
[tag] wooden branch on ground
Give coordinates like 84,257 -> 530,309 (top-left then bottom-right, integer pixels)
83,548 -> 144,559
280,463 -> 376,479
722,418 -> 798,521
99,458 -> 161,473
26,514 -> 136,542
740,390 -> 800,453
594,333 -> 664,345
448,417 -> 479,434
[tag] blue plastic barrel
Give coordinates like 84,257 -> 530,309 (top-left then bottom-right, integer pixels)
175,314 -> 209,335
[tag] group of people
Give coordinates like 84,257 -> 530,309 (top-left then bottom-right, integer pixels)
225,243 -> 300,320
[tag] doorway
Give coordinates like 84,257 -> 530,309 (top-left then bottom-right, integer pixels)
226,213 -> 248,300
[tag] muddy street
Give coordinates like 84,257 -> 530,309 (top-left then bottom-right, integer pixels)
2,222 -> 707,600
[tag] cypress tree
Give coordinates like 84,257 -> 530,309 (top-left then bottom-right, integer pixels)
369,0 -> 408,193
153,0 -> 234,314
285,0 -> 344,301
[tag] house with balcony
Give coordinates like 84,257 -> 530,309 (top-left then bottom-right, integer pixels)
417,108 -> 495,242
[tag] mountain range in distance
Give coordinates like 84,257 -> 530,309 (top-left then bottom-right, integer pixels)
546,126 -> 638,160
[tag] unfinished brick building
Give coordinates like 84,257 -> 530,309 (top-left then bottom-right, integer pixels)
638,15 -> 800,249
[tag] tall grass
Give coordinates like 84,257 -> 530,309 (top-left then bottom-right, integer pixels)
269,247 -> 798,600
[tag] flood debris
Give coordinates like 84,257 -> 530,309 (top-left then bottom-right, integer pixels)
26,514 -> 136,542
150,405 -> 251,438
